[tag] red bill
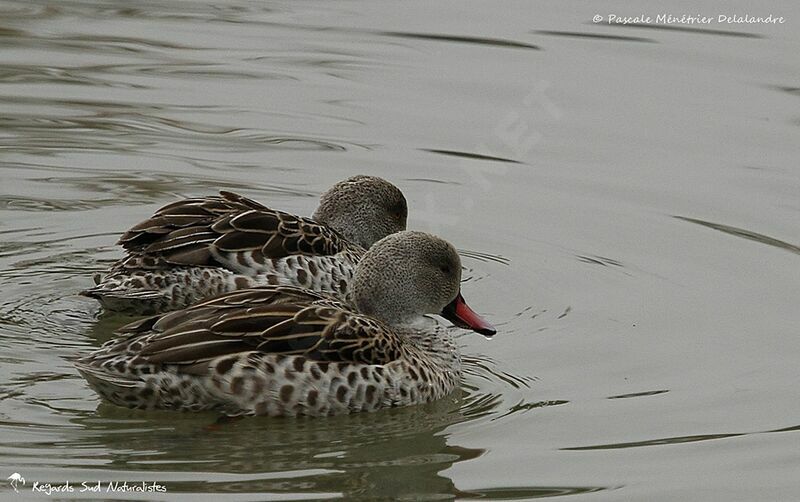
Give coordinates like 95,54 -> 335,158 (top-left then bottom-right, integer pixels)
440,292 -> 496,337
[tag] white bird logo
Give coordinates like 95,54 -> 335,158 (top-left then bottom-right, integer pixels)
7,473 -> 25,493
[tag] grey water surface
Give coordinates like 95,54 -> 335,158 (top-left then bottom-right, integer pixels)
1,0 -> 799,500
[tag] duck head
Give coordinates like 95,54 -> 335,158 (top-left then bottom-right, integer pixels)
313,175 -> 407,249
351,230 -> 496,336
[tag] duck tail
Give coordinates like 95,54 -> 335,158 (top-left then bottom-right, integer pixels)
74,361 -> 142,391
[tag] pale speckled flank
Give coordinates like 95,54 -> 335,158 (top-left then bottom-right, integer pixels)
88,267 -> 245,315
90,250 -> 361,315
76,329 -> 462,416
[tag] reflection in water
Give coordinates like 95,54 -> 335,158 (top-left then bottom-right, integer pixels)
68,399 -> 482,499
84,308 -> 144,346
9,364 -> 573,500
31,389 -> 605,500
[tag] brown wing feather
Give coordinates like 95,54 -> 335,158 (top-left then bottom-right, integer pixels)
118,286 -> 403,367
115,192 -> 353,270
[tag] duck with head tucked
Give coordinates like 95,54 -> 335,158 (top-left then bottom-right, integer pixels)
76,231 -> 495,417
82,176 -> 407,315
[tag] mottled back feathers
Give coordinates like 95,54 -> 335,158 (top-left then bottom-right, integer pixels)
116,191 -> 355,271
102,286 -> 405,372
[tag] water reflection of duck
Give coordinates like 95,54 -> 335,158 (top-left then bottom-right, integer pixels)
76,231 -> 496,416
81,175 -> 407,314
74,393 -> 483,499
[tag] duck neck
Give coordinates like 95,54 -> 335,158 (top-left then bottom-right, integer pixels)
313,207 -> 379,249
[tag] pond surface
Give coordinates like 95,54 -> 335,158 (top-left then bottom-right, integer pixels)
1,0 -> 799,500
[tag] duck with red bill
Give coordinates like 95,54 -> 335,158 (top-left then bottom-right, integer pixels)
440,292 -> 496,337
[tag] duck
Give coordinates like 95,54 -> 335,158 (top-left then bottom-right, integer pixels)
82,175 -> 407,315
75,231 -> 496,417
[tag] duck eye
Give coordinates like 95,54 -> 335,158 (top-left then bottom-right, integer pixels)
388,202 -> 406,219
439,265 -> 450,274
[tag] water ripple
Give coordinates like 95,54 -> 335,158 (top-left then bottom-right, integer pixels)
562,422 -> 800,451
422,148 -> 522,164
675,216 -> 800,255
533,30 -> 656,43
2,162 -> 319,210
607,389 -> 670,400
462,355 -> 535,390
602,22 -> 764,39
0,106 -> 362,154
381,31 -> 541,50
459,249 -> 511,266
